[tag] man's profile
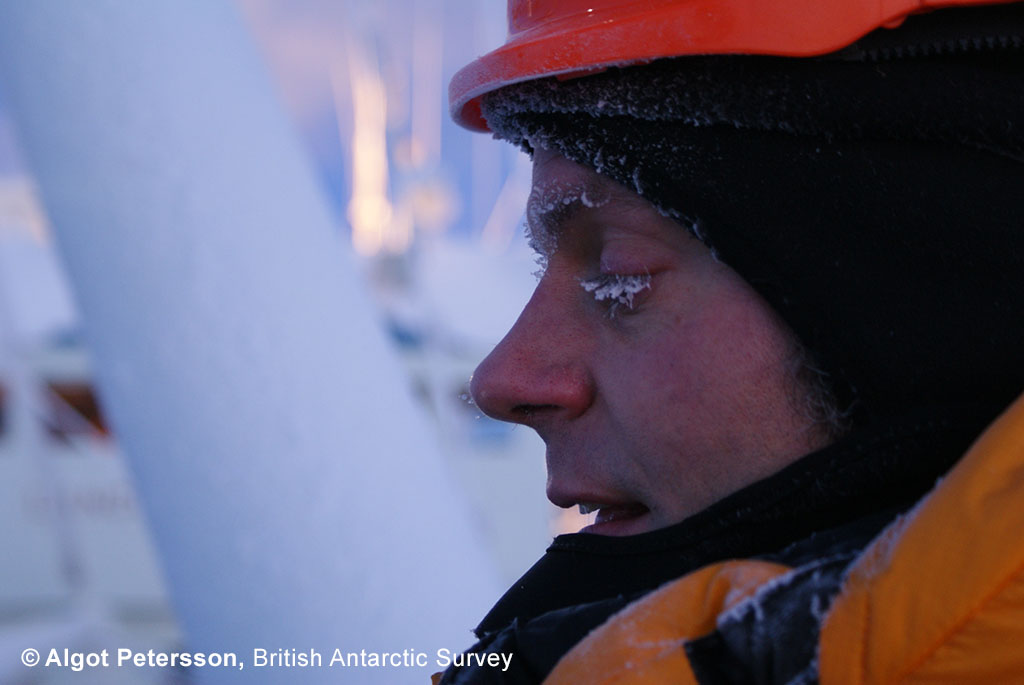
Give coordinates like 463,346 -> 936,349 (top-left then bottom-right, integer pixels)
438,0 -> 1024,682
473,148 -> 837,536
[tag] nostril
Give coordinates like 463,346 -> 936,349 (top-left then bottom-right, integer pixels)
511,404 -> 559,420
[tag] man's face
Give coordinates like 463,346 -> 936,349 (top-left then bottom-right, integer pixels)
471,148 -> 830,536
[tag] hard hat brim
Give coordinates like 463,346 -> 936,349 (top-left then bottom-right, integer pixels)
449,0 -> 1015,131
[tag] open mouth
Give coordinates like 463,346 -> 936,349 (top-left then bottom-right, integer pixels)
577,502 -> 651,535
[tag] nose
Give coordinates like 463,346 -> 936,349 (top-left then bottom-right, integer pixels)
470,278 -> 595,427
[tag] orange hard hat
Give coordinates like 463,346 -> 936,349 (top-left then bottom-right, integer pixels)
450,0 -> 1018,131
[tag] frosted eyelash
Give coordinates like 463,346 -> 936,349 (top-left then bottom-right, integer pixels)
579,273 -> 652,317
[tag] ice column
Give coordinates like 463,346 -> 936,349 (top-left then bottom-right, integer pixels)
0,2 -> 498,682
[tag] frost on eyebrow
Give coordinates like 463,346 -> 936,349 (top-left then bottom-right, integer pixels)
525,180 -> 610,277
579,273 -> 651,317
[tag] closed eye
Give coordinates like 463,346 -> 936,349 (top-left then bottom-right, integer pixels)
579,273 -> 652,317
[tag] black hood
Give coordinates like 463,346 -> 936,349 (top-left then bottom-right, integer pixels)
480,3 -> 1024,429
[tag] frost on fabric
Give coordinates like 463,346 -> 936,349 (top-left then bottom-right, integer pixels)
579,273 -> 651,316
705,553 -> 857,685
562,610 -> 685,681
717,566 -> 805,627
842,495 -> 924,582
480,57 -> 865,144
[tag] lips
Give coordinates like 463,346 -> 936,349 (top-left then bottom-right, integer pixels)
549,483 -> 652,535
578,502 -> 651,535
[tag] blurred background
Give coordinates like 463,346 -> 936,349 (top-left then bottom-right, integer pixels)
0,1 -> 591,683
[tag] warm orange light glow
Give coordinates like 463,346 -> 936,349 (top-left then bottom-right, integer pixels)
338,40 -> 396,256
0,178 -> 52,244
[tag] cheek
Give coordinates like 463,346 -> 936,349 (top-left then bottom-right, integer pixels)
596,318 -> 713,428
598,299 -> 791,438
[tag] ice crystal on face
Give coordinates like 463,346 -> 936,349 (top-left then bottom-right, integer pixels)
579,273 -> 651,316
525,179 -> 611,278
531,254 -> 549,281
524,189 -> 561,276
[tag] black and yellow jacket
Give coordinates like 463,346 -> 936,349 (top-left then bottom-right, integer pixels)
439,395 -> 1024,684
546,393 -> 1024,684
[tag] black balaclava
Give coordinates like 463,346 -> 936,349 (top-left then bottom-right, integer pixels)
453,3 -> 1024,667
483,4 -> 1024,431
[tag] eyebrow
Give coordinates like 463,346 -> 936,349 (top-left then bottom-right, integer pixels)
525,178 -> 611,258
525,172 -> 662,261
